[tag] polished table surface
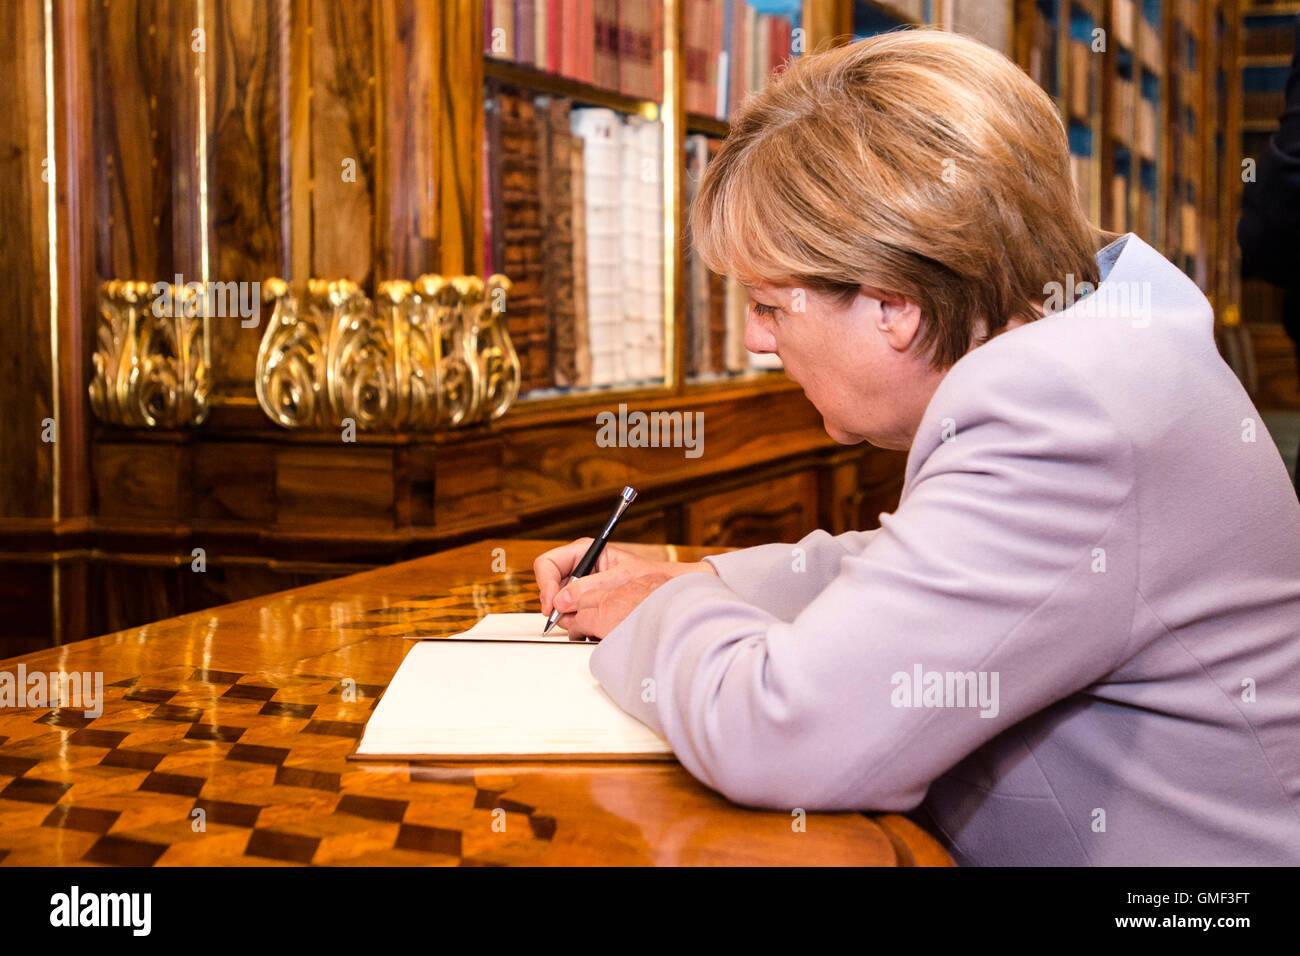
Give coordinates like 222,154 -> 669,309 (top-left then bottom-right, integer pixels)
0,539 -> 952,866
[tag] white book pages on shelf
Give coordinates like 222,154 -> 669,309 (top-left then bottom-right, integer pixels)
573,108 -> 622,386
620,116 -> 646,382
640,119 -> 665,380
725,274 -> 748,371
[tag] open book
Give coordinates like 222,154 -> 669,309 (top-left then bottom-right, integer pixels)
353,613 -> 674,761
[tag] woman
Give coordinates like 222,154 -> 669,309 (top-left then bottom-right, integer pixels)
534,30 -> 1300,866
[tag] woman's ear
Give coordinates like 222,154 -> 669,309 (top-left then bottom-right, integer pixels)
862,285 -> 924,354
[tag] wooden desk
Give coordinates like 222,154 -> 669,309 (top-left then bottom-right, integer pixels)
0,539 -> 952,866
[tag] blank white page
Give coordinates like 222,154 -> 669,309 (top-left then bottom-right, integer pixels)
353,639 -> 673,760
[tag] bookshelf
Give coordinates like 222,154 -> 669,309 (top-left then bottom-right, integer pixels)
1013,0 -> 1243,324
477,0 -> 1023,410
6,0 -> 1265,650
481,1 -> 813,407
478,0 -> 1244,413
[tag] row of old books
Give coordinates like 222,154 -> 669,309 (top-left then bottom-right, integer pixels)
1105,78 -> 1159,159
1069,154 -> 1094,217
684,134 -> 781,378
484,84 -> 665,393
1111,0 -> 1164,66
685,1 -> 799,119
483,0 -> 663,102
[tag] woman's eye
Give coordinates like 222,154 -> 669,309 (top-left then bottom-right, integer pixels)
751,301 -> 778,318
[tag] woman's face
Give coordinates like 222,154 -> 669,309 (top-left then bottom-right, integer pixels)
743,281 -> 951,451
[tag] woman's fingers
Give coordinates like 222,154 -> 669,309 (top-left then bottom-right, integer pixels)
534,538 -> 595,613
559,572 -> 675,638
552,567 -> 634,612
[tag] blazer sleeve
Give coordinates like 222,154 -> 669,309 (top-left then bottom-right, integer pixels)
702,528 -> 881,622
590,347 -> 1137,812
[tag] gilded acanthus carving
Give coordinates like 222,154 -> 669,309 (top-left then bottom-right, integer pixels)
88,280 -> 210,428
255,274 -> 519,431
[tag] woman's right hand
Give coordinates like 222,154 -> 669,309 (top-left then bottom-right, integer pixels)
533,538 -> 717,619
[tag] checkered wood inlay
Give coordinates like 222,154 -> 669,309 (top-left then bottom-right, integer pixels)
0,541 -> 951,866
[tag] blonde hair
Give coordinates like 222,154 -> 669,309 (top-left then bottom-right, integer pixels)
690,28 -> 1106,369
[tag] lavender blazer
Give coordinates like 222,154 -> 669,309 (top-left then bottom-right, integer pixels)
591,234 -> 1300,865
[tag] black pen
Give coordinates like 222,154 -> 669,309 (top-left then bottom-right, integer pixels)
543,486 -> 637,634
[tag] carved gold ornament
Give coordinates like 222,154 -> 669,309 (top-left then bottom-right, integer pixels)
88,280 -> 211,427
255,274 -> 519,431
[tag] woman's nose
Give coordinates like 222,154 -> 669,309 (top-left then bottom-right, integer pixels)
745,315 -> 777,354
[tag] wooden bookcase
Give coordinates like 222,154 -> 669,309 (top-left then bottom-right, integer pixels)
1013,0 -> 1244,324
0,0 -> 1257,653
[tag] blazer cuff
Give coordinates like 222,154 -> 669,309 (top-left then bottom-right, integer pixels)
590,570 -> 739,736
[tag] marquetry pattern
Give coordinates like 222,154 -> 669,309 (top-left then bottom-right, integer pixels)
256,274 -> 520,432
0,541 -> 951,866
0,583 -> 551,866
88,281 -> 210,428
0,669 -> 564,866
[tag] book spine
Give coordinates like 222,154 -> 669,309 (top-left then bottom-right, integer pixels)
517,0 -> 535,67
651,0 -> 664,102
617,116 -> 640,381
705,138 -> 727,373
594,0 -> 615,91
541,98 -> 576,387
534,0 -> 547,71
547,0 -> 561,73
560,0 -> 576,78
491,0 -> 514,58
572,108 -> 619,385
641,118 -> 664,379
718,0 -> 733,117
616,2 -> 633,97
709,0 -> 722,117
684,135 -> 708,376
727,275 -> 749,370
743,4 -> 757,103
570,135 -> 592,386
577,0 -> 593,84
690,1 -> 706,113
498,88 -> 546,393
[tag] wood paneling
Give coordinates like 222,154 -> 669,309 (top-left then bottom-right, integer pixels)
409,434 -> 504,526
527,507 -> 675,545
193,441 -> 277,522
685,470 -> 819,548
0,561 -> 53,655
92,0 -> 201,279
0,0 -> 54,519
310,0 -> 375,283
856,445 -> 908,527
93,438 -> 194,522
501,383 -> 829,512
375,0 -> 439,278
436,0 -> 482,275
207,0 -> 289,400
51,0 -> 96,529
274,445 -> 395,530
0,0 -> 914,655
